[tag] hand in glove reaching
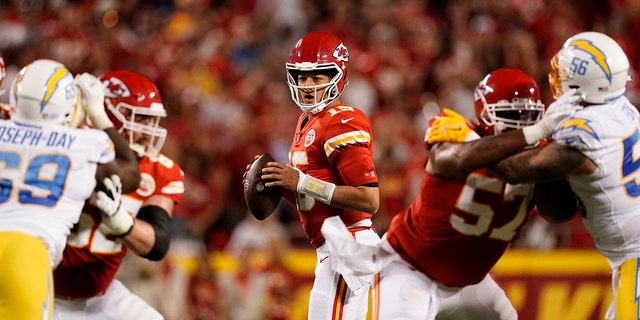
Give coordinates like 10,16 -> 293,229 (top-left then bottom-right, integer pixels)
427,108 -> 475,144
96,175 -> 134,237
522,88 -> 583,145
545,88 -> 583,118
75,73 -> 113,129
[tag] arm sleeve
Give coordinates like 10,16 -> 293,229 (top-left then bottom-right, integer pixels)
552,117 -> 602,153
332,147 -> 378,187
84,129 -> 115,164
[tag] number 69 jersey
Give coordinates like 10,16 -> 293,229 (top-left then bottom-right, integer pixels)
553,97 -> 640,269
53,153 -> 184,299
385,168 -> 535,287
0,120 -> 115,268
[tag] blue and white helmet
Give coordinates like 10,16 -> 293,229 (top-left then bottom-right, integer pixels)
549,31 -> 631,104
10,59 -> 81,127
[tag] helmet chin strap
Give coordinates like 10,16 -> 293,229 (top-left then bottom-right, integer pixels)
303,100 -> 330,115
493,122 -> 506,135
297,81 -> 338,115
299,89 -> 332,115
130,143 -> 146,158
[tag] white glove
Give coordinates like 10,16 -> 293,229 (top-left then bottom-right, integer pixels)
546,88 -> 583,116
96,175 -> 134,237
522,88 -> 582,145
75,73 -> 113,129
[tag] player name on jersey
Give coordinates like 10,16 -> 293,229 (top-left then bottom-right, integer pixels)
0,124 -> 77,149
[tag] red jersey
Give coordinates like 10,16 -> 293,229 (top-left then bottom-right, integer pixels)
53,154 -> 184,298
386,168 -> 535,287
290,104 -> 378,248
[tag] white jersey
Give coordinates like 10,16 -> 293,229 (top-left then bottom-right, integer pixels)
553,96 -> 640,268
0,119 -> 115,267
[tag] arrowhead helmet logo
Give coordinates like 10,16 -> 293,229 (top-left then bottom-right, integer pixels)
103,77 -> 131,98
333,43 -> 349,62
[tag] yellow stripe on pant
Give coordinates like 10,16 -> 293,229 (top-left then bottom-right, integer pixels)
617,257 -> 640,320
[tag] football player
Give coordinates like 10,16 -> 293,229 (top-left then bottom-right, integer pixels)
0,59 -> 140,320
255,32 -> 381,319
433,31 -> 640,320
321,67 -> 580,319
52,70 -> 184,320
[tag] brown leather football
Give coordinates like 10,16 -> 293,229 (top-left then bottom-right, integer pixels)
243,153 -> 283,220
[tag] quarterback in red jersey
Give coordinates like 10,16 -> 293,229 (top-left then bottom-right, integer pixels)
254,32 -> 381,319
53,70 -> 184,320
322,68 -> 579,319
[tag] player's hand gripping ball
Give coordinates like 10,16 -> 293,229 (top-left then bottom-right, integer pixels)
243,153 -> 283,220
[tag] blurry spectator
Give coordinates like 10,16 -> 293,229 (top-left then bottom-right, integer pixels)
221,212 -> 293,320
186,253 -> 231,320
225,210 -> 290,258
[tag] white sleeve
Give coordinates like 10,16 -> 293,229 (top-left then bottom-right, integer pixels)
82,128 -> 116,164
552,116 -> 603,153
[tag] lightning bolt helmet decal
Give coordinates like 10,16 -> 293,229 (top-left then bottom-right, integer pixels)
551,31 -> 630,104
9,59 -> 78,127
568,39 -> 612,84
41,66 -> 71,112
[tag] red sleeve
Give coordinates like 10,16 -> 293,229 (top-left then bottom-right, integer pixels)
332,147 -> 378,187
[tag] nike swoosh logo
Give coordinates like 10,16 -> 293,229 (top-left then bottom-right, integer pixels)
319,256 -> 329,263
341,117 -> 355,124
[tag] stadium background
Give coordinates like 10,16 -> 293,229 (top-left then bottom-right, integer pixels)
0,0 -> 636,319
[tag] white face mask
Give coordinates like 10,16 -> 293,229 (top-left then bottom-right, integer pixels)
286,63 -> 347,115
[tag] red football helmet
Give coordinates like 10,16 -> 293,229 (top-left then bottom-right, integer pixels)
99,70 -> 167,157
286,32 -> 349,114
474,68 -> 545,136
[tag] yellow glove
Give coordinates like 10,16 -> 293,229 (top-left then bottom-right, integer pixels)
426,108 -> 473,144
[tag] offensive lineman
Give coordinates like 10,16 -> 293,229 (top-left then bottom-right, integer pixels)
430,31 -> 640,320
321,68 -> 579,319
53,70 -> 184,320
0,59 -> 140,319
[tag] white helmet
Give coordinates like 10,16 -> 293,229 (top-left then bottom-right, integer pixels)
549,31 -> 631,104
10,59 -> 81,127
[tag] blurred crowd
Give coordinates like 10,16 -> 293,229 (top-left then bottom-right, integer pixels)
1,0 -> 638,318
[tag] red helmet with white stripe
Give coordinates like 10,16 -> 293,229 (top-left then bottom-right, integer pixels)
286,32 -> 349,115
474,68 -> 545,136
99,70 -> 167,157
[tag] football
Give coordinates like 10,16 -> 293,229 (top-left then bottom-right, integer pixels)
243,153 -> 283,220
534,179 -> 579,224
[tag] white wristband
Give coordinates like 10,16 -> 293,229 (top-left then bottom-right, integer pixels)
295,168 -> 336,204
88,114 -> 114,130
522,120 -> 551,145
102,208 -> 135,237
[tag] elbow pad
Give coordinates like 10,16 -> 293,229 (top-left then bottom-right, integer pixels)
136,205 -> 171,261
